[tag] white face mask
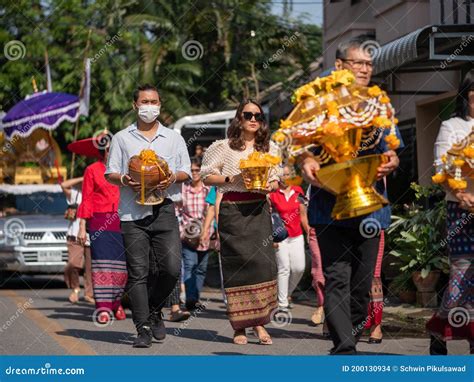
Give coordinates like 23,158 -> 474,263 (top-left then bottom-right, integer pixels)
137,104 -> 161,123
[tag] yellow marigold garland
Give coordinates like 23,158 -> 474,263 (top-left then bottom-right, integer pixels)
239,151 -> 281,168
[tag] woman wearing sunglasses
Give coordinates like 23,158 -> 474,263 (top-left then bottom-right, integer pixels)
201,99 -> 280,345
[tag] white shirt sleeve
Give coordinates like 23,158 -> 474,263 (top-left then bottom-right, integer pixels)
105,134 -> 124,175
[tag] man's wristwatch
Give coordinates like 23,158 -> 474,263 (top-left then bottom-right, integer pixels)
120,174 -> 128,186
224,176 -> 231,183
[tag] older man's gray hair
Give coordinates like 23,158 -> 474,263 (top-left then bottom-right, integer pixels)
335,35 -> 376,60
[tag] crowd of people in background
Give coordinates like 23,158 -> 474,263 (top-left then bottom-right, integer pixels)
59,36 -> 473,355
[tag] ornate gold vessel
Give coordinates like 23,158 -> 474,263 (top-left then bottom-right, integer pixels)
272,69 -> 400,220
316,154 -> 388,220
239,151 -> 280,191
241,166 -> 271,191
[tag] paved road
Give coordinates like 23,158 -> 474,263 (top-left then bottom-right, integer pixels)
0,275 -> 470,355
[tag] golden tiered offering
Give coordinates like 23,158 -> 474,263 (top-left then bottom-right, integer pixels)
432,128 -> 474,192
128,149 -> 171,205
239,151 -> 281,191
272,69 -> 400,220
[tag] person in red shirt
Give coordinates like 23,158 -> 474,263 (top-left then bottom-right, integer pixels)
269,165 -> 310,311
77,133 -> 127,325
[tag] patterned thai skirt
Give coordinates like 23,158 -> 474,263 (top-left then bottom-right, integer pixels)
426,202 -> 474,341
218,192 -> 278,330
365,230 -> 385,329
88,212 -> 128,312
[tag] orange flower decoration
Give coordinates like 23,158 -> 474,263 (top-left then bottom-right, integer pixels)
367,86 -> 382,97
323,121 -> 344,137
463,145 -> 474,159
385,134 -> 400,150
431,173 -> 447,184
448,178 -> 467,190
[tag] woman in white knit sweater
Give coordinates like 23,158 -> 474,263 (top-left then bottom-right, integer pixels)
428,69 -> 474,355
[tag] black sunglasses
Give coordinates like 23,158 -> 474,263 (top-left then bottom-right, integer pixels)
242,111 -> 264,122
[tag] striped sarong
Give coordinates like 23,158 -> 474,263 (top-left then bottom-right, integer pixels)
88,212 -> 127,312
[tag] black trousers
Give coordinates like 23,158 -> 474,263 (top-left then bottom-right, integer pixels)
314,224 -> 379,354
121,200 -> 181,330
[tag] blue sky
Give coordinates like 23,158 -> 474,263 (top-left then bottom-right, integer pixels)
271,1 -> 323,26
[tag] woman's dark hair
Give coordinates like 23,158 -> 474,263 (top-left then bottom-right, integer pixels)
97,132 -> 113,160
227,99 -> 270,152
190,156 -> 202,167
455,70 -> 474,121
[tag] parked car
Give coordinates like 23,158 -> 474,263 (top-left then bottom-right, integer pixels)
0,185 -> 69,274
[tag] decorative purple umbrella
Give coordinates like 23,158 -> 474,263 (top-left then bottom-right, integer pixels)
0,91 -> 81,140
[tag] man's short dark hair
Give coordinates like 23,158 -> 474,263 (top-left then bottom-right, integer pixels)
335,35 -> 375,60
133,84 -> 159,102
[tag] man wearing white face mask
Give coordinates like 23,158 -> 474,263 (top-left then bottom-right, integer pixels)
105,84 -> 191,348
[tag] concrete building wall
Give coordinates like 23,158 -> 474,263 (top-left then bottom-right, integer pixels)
372,0 -> 430,44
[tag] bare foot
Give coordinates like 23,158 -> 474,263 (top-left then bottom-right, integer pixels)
68,288 -> 80,304
233,329 -> 248,345
370,324 -> 383,340
311,306 -> 324,325
253,326 -> 273,345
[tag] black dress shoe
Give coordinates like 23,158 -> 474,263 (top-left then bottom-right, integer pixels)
368,337 -> 383,344
429,335 -> 447,355
133,326 -> 152,348
150,312 -> 166,341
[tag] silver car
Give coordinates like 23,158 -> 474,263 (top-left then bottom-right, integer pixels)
0,190 -> 69,274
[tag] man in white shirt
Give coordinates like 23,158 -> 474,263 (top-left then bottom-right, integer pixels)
106,84 -> 191,348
